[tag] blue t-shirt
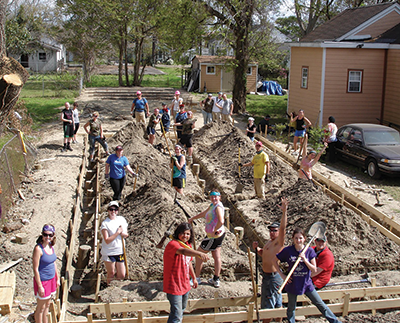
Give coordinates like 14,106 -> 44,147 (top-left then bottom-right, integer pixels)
106,154 -> 129,179
133,98 -> 148,112
276,245 -> 316,295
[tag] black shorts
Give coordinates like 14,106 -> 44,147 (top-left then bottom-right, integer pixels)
173,177 -> 185,189
64,124 -> 74,138
200,233 -> 225,251
181,134 -> 193,148
147,126 -> 156,135
108,254 -> 125,262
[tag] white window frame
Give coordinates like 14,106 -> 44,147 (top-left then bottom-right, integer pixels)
301,67 -> 308,89
206,65 -> 216,75
348,70 -> 363,93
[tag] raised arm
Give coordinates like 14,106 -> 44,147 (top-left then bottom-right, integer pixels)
310,142 -> 327,166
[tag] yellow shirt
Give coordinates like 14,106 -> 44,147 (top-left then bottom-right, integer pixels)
252,151 -> 269,178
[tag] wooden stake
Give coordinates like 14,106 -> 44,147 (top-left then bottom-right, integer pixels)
371,278 -> 376,315
95,273 -> 101,303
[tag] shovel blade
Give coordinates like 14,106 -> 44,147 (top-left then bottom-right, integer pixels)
308,221 -> 326,240
235,183 -> 244,193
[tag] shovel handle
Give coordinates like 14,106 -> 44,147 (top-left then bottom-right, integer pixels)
278,228 -> 320,294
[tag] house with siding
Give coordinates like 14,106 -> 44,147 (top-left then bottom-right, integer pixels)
188,56 -> 258,93
288,2 -> 400,129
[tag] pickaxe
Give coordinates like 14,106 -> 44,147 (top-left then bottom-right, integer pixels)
324,272 -> 371,287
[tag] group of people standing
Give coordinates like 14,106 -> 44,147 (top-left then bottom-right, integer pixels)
201,91 -> 234,125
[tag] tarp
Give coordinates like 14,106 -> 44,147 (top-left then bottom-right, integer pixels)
258,81 -> 283,96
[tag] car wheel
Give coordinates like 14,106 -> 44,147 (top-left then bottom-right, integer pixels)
367,159 -> 381,179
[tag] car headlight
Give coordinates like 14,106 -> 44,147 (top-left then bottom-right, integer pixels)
381,159 -> 400,164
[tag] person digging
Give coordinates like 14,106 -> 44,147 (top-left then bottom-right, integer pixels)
240,141 -> 270,198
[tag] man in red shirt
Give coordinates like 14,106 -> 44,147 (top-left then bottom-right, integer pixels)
311,235 -> 334,289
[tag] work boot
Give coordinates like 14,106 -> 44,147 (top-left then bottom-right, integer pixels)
67,144 -> 73,151
61,144 -> 67,152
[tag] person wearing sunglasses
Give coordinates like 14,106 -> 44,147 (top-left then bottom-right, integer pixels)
100,201 -> 129,284
32,224 -> 60,323
252,197 -> 288,323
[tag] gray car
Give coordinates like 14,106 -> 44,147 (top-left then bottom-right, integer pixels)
334,123 -> 400,179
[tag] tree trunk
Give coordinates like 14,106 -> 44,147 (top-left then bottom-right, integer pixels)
0,0 -> 6,59
124,22 -> 130,87
118,27 -> 124,86
132,37 -> 144,86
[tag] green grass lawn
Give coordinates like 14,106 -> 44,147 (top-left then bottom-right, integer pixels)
246,94 -> 288,126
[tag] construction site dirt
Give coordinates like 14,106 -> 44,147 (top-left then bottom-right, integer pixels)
1,95 -> 400,323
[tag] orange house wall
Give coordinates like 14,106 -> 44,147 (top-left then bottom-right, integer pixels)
355,11 -> 400,38
322,48 -> 384,127
288,47 -> 323,125
383,49 -> 400,127
247,66 -> 257,92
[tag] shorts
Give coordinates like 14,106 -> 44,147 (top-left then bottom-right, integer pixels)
173,178 -> 185,189
102,254 -> 125,262
180,134 -> 193,148
64,124 -> 74,138
135,111 -> 146,123
294,129 -> 306,137
74,123 -> 80,135
147,126 -> 156,135
200,233 -> 225,251
261,271 -> 283,309
34,275 -> 57,300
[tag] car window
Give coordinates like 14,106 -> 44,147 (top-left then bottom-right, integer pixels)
351,130 -> 362,141
364,130 -> 400,145
339,127 -> 352,139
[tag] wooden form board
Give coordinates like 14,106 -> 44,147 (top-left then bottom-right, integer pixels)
64,297 -> 400,323
255,135 -> 400,245
89,285 -> 400,316
0,271 -> 16,315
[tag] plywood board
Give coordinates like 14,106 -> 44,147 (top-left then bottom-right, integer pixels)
0,271 -> 16,315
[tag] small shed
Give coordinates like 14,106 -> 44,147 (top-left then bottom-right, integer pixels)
187,55 -> 257,93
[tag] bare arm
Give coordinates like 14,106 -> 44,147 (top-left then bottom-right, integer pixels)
290,114 -> 297,123
100,124 -> 104,138
126,164 -> 137,176
32,246 -> 45,297
311,267 -> 324,277
102,226 -> 123,244
299,252 -> 317,273
265,161 -> 270,174
145,102 -> 149,115
301,134 -> 308,158
105,163 -> 110,175
212,206 -> 225,236
131,102 -> 135,113
229,102 -> 233,115
304,117 -> 312,128
252,241 -> 263,257
84,121 -> 90,134
188,208 -> 207,223
310,142 -> 327,166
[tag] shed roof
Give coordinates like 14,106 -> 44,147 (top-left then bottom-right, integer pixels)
300,2 -> 398,42
192,55 -> 257,65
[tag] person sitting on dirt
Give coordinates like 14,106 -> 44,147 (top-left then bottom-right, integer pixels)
323,116 -> 338,162
160,103 -> 171,134
32,224 -> 59,323
147,108 -> 161,145
298,135 -> 327,181
170,90 -> 183,120
105,145 -> 138,201
258,115 -> 271,135
170,145 -> 186,198
246,117 -> 257,142
290,109 -> 311,156
163,222 -> 209,323
311,235 -> 334,290
100,201 -> 129,285
253,197 -> 288,323
175,111 -> 196,165
212,92 -> 223,121
72,102 -> 80,144
188,190 -> 225,288
130,91 -> 149,124
275,227 -> 342,323
61,102 -> 75,152
240,141 -> 270,199
175,104 -> 187,141
84,111 -> 110,162
201,93 -> 214,125
218,93 -> 233,125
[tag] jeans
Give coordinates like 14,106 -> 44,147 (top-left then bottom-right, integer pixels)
89,135 -> 108,156
167,292 -> 189,323
204,112 -> 212,125
261,272 -> 283,309
287,289 -> 341,323
109,176 -> 126,200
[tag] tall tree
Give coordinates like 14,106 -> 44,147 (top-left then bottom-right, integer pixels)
201,0 -> 279,113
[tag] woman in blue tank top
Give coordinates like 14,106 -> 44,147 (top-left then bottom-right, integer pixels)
32,224 -> 59,323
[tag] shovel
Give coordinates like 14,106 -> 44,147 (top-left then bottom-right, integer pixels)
278,221 -> 326,294
235,142 -> 244,193
292,134 -> 307,171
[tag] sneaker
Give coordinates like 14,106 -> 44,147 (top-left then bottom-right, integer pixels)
208,277 -> 220,288
72,140 -> 78,144
67,146 -> 73,151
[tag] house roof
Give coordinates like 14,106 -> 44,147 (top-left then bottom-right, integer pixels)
300,2 -> 398,42
193,55 -> 257,65
369,22 -> 400,44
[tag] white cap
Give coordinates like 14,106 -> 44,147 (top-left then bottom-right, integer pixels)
108,201 -> 119,209
248,117 -> 255,121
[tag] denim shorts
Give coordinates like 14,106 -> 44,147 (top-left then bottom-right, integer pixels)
261,271 -> 283,309
294,129 -> 306,137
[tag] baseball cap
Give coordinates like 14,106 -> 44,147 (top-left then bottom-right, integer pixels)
265,115 -> 271,119
316,235 -> 327,242
161,102 -> 166,106
115,145 -> 123,151
255,141 -> 262,147
248,117 -> 254,121
179,104 -> 185,108
108,201 -> 119,209
175,90 -> 180,95
268,222 -> 280,230
92,111 -> 99,117
208,93 -> 213,97
217,91 -> 222,95
136,91 -> 142,95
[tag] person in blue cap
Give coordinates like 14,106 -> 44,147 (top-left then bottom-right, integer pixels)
188,190 -> 225,288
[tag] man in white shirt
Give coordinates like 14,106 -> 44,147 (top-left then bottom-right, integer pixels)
212,92 -> 223,121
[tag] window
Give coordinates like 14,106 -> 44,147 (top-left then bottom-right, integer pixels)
301,67 -> 308,88
206,66 -> 215,75
247,66 -> 252,75
348,70 -> 362,93
39,53 -> 47,61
